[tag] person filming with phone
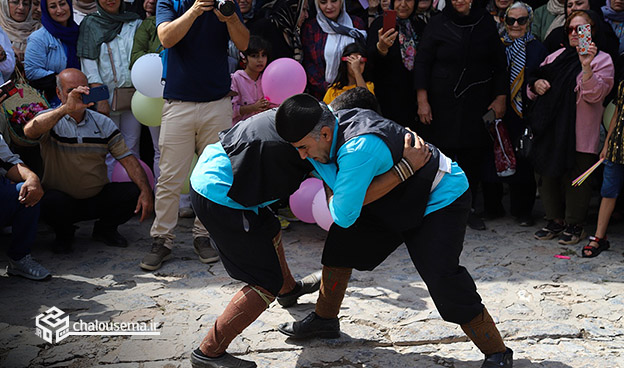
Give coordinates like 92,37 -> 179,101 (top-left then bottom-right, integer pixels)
528,10 -> 614,245
367,0 -> 425,130
22,68 -> 153,253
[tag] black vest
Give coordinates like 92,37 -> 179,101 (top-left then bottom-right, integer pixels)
219,109 -> 313,208
335,108 -> 441,232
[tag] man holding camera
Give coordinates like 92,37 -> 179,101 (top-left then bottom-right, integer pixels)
141,0 -> 249,271
23,68 -> 153,252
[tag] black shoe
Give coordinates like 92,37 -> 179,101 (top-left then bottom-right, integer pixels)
278,312 -> 340,339
534,220 -> 565,240
277,270 -> 322,308
92,226 -> 128,247
481,347 -> 513,368
190,349 -> 256,368
468,212 -> 486,230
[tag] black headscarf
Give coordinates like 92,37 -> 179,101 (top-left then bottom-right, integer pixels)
526,11 -> 604,176
263,0 -> 305,62
442,1 -> 488,26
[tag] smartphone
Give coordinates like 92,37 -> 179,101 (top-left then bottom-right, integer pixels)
0,79 -> 22,99
82,85 -> 110,104
482,109 -> 496,124
383,10 -> 397,33
577,24 -> 592,55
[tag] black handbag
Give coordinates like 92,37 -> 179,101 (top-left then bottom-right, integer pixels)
515,126 -> 533,160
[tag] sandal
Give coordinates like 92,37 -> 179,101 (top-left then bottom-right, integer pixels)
582,236 -> 610,258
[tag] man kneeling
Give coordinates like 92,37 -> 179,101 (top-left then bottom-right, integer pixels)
24,69 -> 153,252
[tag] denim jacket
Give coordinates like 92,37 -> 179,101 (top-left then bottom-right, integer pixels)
24,28 -> 67,82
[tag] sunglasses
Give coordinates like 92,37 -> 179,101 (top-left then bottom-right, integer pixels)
505,16 -> 529,26
567,26 -> 580,34
341,56 -> 367,62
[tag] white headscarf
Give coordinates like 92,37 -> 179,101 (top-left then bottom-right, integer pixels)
0,0 -> 41,51
315,0 -> 366,83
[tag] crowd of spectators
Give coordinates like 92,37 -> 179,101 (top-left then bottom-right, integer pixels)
1,0 -> 624,281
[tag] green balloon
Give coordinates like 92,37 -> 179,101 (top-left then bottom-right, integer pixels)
181,154 -> 199,195
131,91 -> 164,127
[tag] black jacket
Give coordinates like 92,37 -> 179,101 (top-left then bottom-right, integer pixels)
366,16 -> 426,130
413,8 -> 508,149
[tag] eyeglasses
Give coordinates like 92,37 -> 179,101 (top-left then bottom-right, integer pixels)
7,0 -> 31,6
505,16 -> 529,26
341,56 -> 367,62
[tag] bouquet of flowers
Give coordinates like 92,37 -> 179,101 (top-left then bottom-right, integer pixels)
7,102 -> 47,126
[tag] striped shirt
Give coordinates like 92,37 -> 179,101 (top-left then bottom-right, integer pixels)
37,109 -> 131,199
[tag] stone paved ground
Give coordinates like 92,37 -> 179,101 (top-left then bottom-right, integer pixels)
0,203 -> 623,368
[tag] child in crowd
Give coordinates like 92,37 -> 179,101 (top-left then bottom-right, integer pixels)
230,35 -> 274,125
323,43 -> 374,104
584,80 -> 624,257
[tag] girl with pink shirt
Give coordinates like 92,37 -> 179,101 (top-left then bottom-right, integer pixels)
230,36 -> 276,125
528,10 -> 614,246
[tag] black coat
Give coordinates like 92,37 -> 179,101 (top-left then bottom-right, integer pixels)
366,16 -> 426,130
413,9 -> 508,149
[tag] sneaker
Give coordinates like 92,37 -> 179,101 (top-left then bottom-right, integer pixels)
278,311 -> 340,339
179,207 -> 195,218
7,254 -> 51,281
278,215 -> 290,230
92,225 -> 128,248
277,207 -> 300,222
534,220 -> 565,240
277,270 -> 322,308
190,349 -> 256,368
140,238 -> 172,271
194,237 -> 219,264
481,347 -> 513,368
558,224 -> 587,245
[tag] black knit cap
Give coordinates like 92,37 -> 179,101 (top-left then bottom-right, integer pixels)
275,93 -> 323,142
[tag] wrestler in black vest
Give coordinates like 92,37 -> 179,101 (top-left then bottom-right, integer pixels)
333,108 -> 441,233
219,109 -> 313,208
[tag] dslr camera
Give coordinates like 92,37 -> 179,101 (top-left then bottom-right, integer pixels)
216,0 -> 235,16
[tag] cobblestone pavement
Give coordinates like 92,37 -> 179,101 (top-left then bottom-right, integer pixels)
1,209 -> 623,368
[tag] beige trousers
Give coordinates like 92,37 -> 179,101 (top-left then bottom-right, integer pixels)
150,97 -> 232,245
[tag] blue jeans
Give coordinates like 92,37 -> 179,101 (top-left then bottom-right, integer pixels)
0,177 -> 40,260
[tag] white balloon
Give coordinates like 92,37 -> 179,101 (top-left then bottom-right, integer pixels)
131,53 -> 164,98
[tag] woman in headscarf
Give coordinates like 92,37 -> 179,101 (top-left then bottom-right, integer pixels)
486,0 -> 513,36
0,0 -> 41,61
602,0 -> 624,55
24,0 -> 79,105
301,0 -> 366,99
415,0 -> 439,24
484,2 -> 547,226
77,0 -> 141,173
248,0 -> 309,61
532,0 -> 565,40
367,0 -> 425,129
414,0 -> 508,231
528,10 -> 614,245
72,0 -> 95,23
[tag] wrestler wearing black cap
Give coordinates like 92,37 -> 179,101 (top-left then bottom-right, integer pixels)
275,92 -> 514,368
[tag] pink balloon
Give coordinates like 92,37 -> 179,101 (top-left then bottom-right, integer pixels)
111,159 -> 155,189
262,58 -> 307,105
312,188 -> 333,231
289,178 -> 323,223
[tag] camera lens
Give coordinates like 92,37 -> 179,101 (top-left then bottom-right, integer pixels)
217,0 -> 235,16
